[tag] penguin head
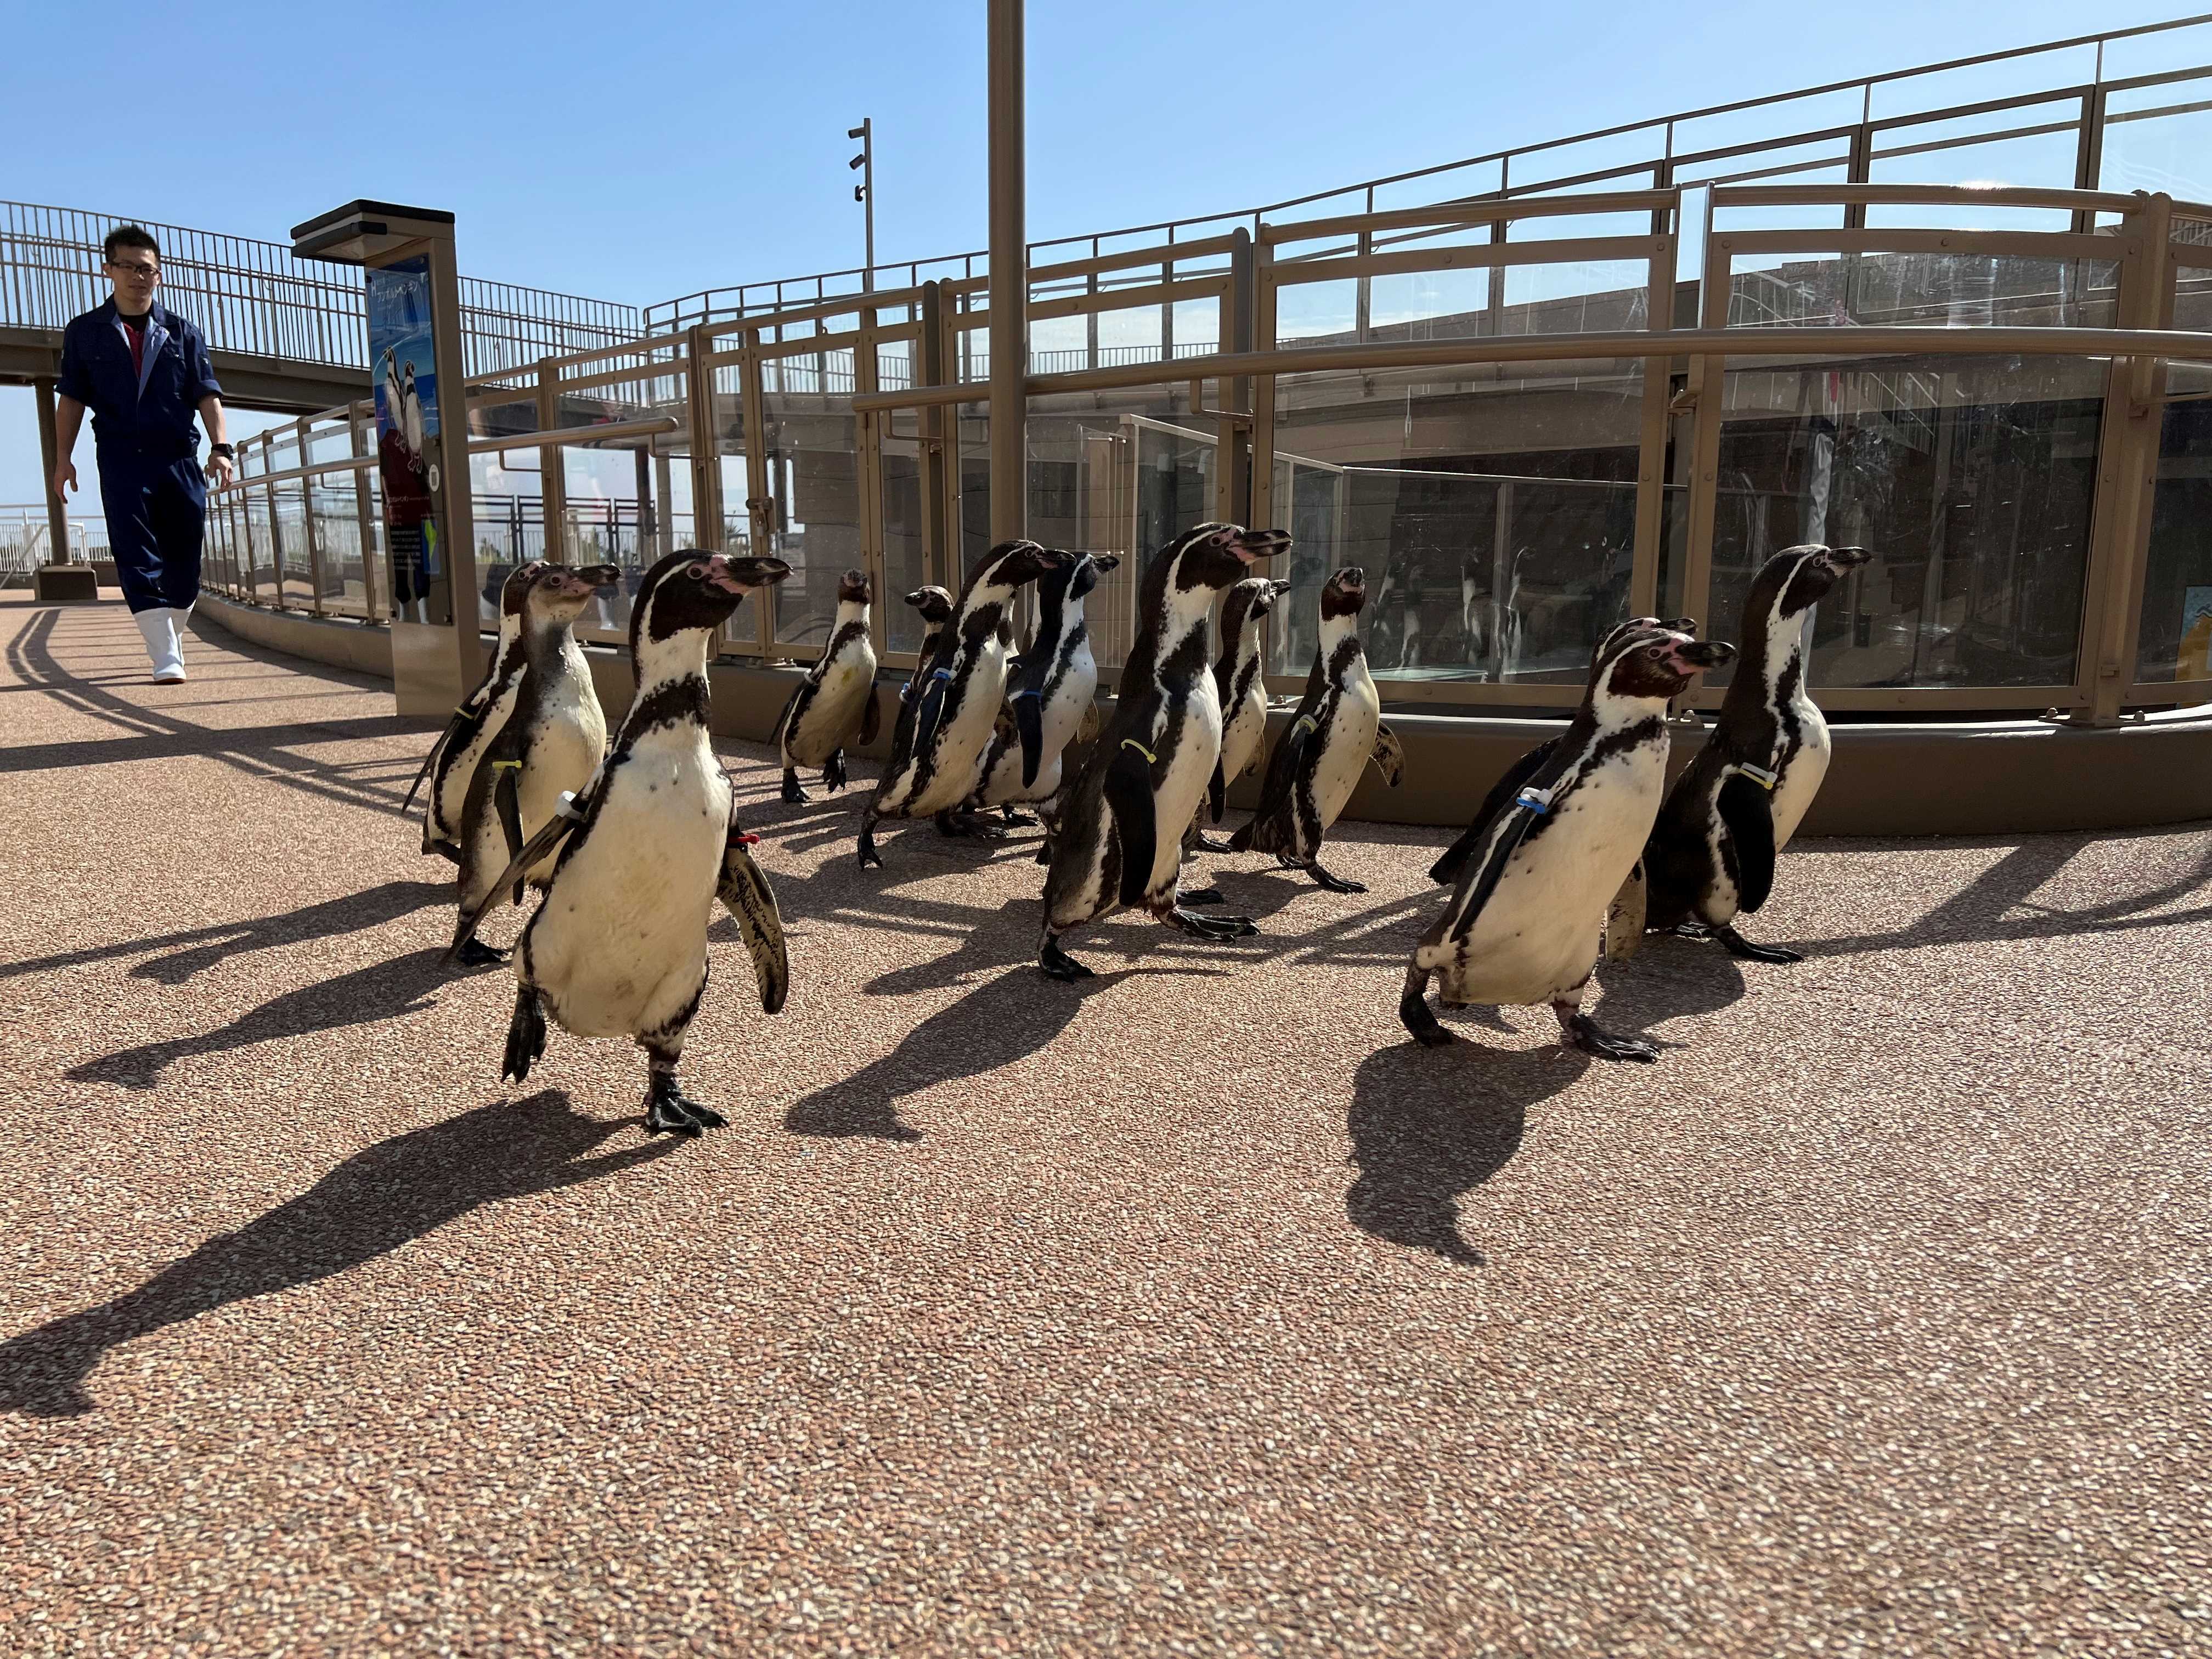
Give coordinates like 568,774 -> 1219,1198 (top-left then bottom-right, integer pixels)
1592,622 -> 1736,705
522,561 -> 618,627
500,560 -> 552,618
1160,524 -> 1292,601
904,584 -> 955,626
1068,552 -> 1119,601
1320,566 -> 1368,621
836,568 -> 873,606
968,540 -> 1068,599
631,549 -> 791,651
1221,574 -> 1292,639
1763,544 -> 1874,625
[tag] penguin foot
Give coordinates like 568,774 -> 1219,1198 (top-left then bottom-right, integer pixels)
822,753 -> 847,793
503,988 -> 548,1085
857,821 -> 884,870
1039,937 -> 1095,981
781,768 -> 810,805
1307,861 -> 1368,894
1180,887 -> 1227,905
643,1074 -> 728,1137
1000,805 -> 1036,827
1555,1007 -> 1658,1064
453,935 -> 509,969
1165,906 -> 1259,940
1714,925 -> 1803,964
1194,833 -> 1237,855
1400,988 -> 1455,1048
935,810 -> 1007,839
1033,842 -> 1053,866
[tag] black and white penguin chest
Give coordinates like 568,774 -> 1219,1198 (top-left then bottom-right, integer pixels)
1218,649 -> 1269,788
784,614 -> 877,769
978,618 -> 1096,805
468,635 -> 608,891
524,703 -> 730,1042
1418,716 -> 1670,1007
431,643 -> 526,842
1296,631 -> 1383,843
879,608 -> 1014,817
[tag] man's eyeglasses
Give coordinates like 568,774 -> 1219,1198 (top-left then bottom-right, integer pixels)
104,261 -> 158,278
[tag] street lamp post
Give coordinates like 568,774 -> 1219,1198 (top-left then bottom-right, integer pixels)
848,118 -> 874,292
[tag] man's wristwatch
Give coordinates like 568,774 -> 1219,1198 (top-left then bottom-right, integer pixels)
209,443 -> 234,459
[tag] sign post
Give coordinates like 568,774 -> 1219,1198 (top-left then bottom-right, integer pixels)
290,201 -> 481,713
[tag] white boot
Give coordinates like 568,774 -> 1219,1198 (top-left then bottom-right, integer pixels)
136,607 -> 186,683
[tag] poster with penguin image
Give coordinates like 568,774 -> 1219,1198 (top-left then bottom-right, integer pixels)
367,255 -> 443,611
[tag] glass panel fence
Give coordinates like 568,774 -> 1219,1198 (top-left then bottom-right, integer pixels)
760,348 -> 862,654
2100,76 -> 2212,205
309,471 -> 368,616
273,482 -> 312,610
1706,353 -> 2103,690
2137,360 -> 2212,686
1267,358 -> 1648,687
879,409 -> 930,656
1725,252 -> 2120,329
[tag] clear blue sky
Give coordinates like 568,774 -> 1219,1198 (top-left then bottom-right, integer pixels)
7,0 -> 2205,512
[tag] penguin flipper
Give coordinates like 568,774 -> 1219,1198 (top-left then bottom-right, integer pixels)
1717,772 -> 1778,912
1231,713 -> 1313,854
403,723 -> 454,815
718,824 -> 789,1016
494,764 -> 527,906
1207,759 -> 1227,826
1077,701 -> 1103,748
1430,738 -> 1556,885
1605,860 -> 1647,961
912,669 -> 953,761
448,806 -> 577,962
1369,721 -> 1406,788
1103,741 -> 1159,908
858,682 -> 882,747
771,679 -> 814,759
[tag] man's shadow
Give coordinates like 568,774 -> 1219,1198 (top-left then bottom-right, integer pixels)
67,947 -> 454,1091
0,1092 -> 677,1418
1346,1036 -> 1590,1263
785,963 -> 1224,1141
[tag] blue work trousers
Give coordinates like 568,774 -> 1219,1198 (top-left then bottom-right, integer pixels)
98,448 -> 205,614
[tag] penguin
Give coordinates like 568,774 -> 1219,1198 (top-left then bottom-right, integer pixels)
1037,523 -> 1289,981
967,550 -> 1121,826
1227,567 -> 1406,894
857,541 -> 1066,867
901,585 -> 955,699
450,562 -> 623,967
771,568 -> 881,803
1642,544 -> 1871,962
1185,574 -> 1293,856
1399,621 -> 1735,1059
413,560 -> 551,863
1426,615 -> 1697,890
1459,557 -> 1486,668
399,359 -> 425,459
454,550 -> 794,1135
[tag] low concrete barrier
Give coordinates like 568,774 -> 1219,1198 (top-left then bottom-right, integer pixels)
196,594 -> 2212,837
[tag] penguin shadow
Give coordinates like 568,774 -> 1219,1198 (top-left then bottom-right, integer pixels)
1592,934 -> 1751,1048
1346,1040 -> 1590,1264
0,1091 -> 678,1419
1,879 -> 447,985
783,963 -> 1224,1141
66,946 -> 452,1091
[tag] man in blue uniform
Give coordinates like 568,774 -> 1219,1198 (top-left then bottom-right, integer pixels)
52,225 -> 234,684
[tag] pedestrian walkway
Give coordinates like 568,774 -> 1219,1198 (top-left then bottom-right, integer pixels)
2,593 -> 2205,1656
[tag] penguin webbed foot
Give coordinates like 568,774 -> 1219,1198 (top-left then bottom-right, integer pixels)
1180,887 -> 1227,906
781,768 -> 810,805
503,988 -> 548,1085
935,809 -> 1008,839
1163,905 -> 1259,941
856,819 -> 884,870
1554,1006 -> 1658,1064
454,935 -> 510,970
999,804 -> 1037,827
1306,860 -> 1368,895
1400,969 -> 1454,1047
1194,833 -> 1236,855
1040,935 -> 1095,981
1714,925 -> 1804,964
822,752 -> 847,793
643,1069 -> 727,1136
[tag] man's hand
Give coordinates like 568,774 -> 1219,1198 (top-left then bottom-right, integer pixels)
204,453 -> 235,489
51,460 -> 76,500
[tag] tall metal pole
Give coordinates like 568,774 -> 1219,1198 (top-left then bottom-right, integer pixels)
987,0 -> 1026,548
33,377 -> 71,566
850,119 -> 876,292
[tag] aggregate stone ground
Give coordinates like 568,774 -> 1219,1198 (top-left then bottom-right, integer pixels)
1,594 -> 2205,1657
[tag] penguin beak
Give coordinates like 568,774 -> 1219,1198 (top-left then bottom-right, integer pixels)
1234,528 -> 1292,564
1670,640 -> 1736,672
707,556 -> 792,595
1820,545 -> 1873,572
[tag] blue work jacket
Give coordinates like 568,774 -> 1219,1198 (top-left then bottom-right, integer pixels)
57,297 -> 224,460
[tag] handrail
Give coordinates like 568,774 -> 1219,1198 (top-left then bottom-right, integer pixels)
1265,189 -> 1680,246
466,415 -> 680,454
849,323 -> 2212,413
1713,182 -> 2154,213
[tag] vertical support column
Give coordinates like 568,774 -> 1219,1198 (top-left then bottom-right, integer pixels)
1630,205 -> 1679,618
740,327 -> 777,653
351,402 -> 380,619
1678,229 -> 1733,650
684,324 -> 724,551
1250,236 -> 1278,532
266,476 -> 286,608
33,377 -> 70,570
1221,228 -> 1257,527
2081,194 -> 2171,724
297,415 -> 326,616
856,310 -> 887,655
537,357 -> 567,563
919,280 -> 956,598
653,452 -> 675,558
987,0 -> 1027,548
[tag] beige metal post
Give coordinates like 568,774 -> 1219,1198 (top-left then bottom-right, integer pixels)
740,327 -> 776,652
423,233 -> 483,692
537,357 -> 567,562
684,324 -> 723,551
296,415 -> 326,615
987,0 -> 1026,547
351,403 -> 380,618
1630,212 -> 1679,618
919,281 -> 956,592
33,378 -> 72,571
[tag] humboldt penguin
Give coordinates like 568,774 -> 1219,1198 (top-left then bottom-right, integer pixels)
1227,567 -> 1405,894
1188,574 -> 1293,855
455,550 -> 794,1135
1037,523 -> 1289,980
452,562 -> 623,967
1643,544 -> 1871,962
771,568 -> 881,803
857,541 -> 1066,867
410,559 -> 545,861
901,585 -> 955,700
1400,621 -> 1735,1059
968,550 -> 1120,826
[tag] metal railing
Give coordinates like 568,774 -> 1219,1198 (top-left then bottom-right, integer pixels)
1,504 -> 108,585
0,201 -> 641,376
648,12 -> 2212,332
